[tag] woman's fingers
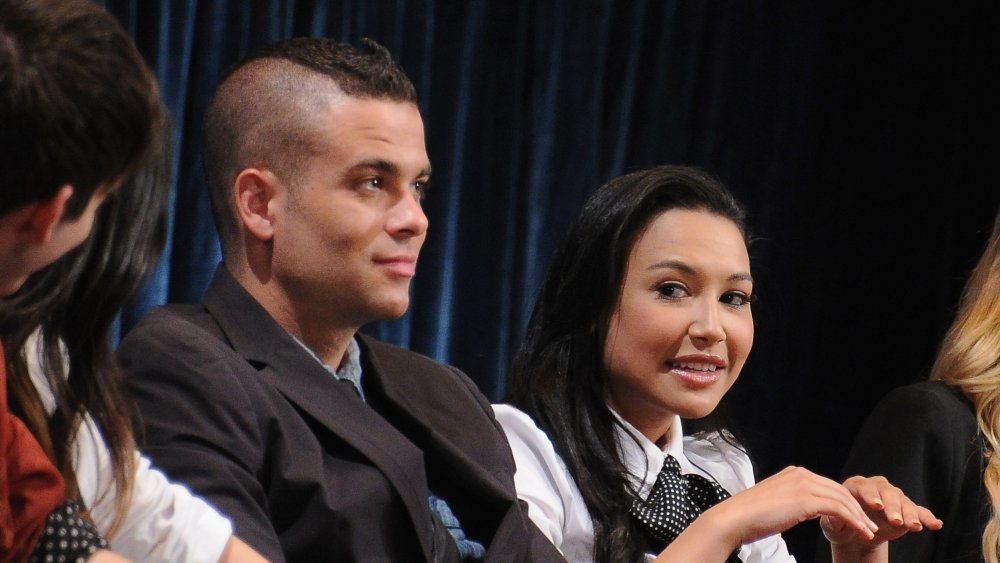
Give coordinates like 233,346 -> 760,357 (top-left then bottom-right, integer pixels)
708,468 -> 940,552
728,466 -> 878,544
845,476 -> 904,525
917,505 -> 944,530
775,467 -> 878,535
838,474 -> 943,545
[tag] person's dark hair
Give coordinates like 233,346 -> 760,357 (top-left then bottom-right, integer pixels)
0,126 -> 172,532
202,36 -> 417,259
0,0 -> 169,531
506,164 -> 750,563
0,0 -> 165,218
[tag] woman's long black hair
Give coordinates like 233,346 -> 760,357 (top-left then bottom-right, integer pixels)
507,164 -> 751,563
0,123 -> 172,532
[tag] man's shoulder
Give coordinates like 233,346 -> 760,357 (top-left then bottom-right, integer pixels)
360,335 -> 456,375
360,335 -> 485,395
359,335 -> 492,414
117,302 -> 267,409
123,303 -> 219,341
117,302 -> 231,365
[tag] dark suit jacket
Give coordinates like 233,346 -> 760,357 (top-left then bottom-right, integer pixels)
815,381 -> 987,563
118,266 -> 564,563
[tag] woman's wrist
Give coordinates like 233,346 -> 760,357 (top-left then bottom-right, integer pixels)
830,538 -> 886,563
651,503 -> 744,563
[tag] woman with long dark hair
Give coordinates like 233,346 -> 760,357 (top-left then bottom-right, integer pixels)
1,94 -> 265,563
1,2 -> 266,560
496,164 -> 941,562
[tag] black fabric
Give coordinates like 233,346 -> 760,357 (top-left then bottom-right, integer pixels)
102,2 -> 1000,556
630,456 -> 740,563
27,501 -> 106,563
428,507 -> 462,563
119,265 -> 565,563
815,381 -> 987,563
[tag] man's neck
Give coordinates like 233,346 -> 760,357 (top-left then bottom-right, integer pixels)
292,326 -> 358,371
232,263 -> 359,370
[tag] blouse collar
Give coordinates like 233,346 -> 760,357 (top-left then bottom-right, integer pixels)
609,407 -> 697,500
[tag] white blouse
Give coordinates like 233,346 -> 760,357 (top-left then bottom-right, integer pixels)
493,404 -> 795,563
26,331 -> 233,563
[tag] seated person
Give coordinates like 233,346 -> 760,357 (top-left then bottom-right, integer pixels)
117,36 -> 563,562
817,207 -> 1000,563
1,1 -> 266,560
494,164 -> 942,563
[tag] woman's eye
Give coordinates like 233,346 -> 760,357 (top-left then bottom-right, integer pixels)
656,282 -> 688,299
721,292 -> 751,307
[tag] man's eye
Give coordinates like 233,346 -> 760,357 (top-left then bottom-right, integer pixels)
362,177 -> 382,189
413,180 -> 429,200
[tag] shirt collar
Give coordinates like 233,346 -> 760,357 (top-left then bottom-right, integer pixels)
290,333 -> 365,401
609,408 -> 695,499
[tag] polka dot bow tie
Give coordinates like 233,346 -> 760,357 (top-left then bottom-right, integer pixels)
629,454 -> 741,563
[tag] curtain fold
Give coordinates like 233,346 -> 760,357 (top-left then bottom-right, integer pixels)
99,1 -> 1000,555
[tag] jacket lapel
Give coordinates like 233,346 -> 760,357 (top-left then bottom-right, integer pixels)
360,336 -> 516,548
200,266 -> 436,560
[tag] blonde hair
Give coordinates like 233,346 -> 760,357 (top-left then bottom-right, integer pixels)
930,208 -> 1000,563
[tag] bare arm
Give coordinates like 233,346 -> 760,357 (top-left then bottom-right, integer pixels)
86,550 -> 131,563
651,468 -> 939,563
651,466 -> 877,562
218,536 -> 271,563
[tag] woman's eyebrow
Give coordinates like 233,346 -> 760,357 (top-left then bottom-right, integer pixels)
647,259 -> 693,273
648,259 -> 753,283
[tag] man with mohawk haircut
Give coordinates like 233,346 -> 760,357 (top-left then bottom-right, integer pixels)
118,36 -> 565,563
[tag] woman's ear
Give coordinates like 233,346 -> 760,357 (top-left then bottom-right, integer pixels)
234,168 -> 280,242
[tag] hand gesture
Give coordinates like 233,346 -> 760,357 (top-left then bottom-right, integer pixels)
714,466 -> 883,546
821,475 -> 942,553
653,466 -> 882,563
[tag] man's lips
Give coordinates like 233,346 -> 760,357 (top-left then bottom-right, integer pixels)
374,256 -> 417,277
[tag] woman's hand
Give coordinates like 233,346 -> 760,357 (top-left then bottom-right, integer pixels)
715,466 -> 885,546
653,466 -> 882,563
822,475 -> 942,562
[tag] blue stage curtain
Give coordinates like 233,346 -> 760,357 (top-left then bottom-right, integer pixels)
101,1 -> 1000,554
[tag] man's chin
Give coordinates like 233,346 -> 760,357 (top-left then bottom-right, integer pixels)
377,298 -> 411,320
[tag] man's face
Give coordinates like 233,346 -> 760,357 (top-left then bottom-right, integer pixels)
267,97 -> 430,328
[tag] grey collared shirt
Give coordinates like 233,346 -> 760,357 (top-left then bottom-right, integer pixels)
291,334 -> 365,401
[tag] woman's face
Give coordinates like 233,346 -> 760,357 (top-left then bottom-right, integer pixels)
604,208 -> 754,444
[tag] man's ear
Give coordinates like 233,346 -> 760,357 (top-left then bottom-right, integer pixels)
234,168 -> 280,242
25,184 -> 75,244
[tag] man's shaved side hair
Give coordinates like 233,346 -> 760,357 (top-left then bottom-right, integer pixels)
202,37 -> 418,260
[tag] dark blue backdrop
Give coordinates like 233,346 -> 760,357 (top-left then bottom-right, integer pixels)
103,1 -> 1000,556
